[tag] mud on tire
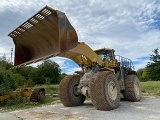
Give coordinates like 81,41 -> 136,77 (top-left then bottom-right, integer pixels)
90,71 -> 120,111
122,75 -> 141,101
58,75 -> 85,107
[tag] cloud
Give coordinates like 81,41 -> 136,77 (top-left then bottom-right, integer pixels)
0,0 -> 160,74
50,57 -> 81,74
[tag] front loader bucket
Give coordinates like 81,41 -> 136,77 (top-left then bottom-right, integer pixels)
8,6 -> 78,67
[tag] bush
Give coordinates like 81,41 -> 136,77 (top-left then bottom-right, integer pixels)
137,68 -> 149,81
0,68 -> 17,93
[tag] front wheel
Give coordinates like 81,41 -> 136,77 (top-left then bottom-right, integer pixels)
58,75 -> 86,107
122,75 -> 141,101
90,71 -> 120,111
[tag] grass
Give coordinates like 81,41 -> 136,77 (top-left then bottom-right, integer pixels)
1,81 -> 160,112
141,81 -> 160,96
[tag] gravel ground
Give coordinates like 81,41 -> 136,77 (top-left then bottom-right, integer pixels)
0,97 -> 160,120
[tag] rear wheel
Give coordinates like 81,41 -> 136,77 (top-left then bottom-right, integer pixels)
90,71 -> 120,111
122,75 -> 141,101
58,75 -> 86,107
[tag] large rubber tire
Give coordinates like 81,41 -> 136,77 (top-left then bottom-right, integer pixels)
122,75 -> 141,101
58,75 -> 86,107
90,71 -> 120,111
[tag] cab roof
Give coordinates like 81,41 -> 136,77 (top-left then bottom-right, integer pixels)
94,48 -> 113,52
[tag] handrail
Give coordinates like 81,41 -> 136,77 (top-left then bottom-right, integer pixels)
115,55 -> 134,70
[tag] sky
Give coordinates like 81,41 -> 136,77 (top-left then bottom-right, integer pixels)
0,0 -> 160,74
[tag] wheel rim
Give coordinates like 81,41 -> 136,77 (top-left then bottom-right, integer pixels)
73,85 -> 80,96
134,80 -> 140,96
107,81 -> 117,100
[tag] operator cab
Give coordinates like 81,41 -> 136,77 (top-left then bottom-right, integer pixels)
94,48 -> 115,61
94,48 -> 117,67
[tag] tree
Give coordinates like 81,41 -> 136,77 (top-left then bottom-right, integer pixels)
15,66 -> 34,80
0,56 -> 16,93
0,56 -> 28,90
0,68 -> 17,93
30,60 -> 61,84
147,48 -> 160,81
149,48 -> 160,62
137,68 -> 149,81
0,54 -> 13,69
28,68 -> 39,84
10,72 -> 26,87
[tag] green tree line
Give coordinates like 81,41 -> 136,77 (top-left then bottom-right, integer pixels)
0,55 -> 66,94
137,48 -> 160,81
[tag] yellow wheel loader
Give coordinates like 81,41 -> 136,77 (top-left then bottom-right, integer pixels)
8,6 -> 141,111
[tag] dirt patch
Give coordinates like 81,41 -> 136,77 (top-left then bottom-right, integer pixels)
14,110 -> 89,120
